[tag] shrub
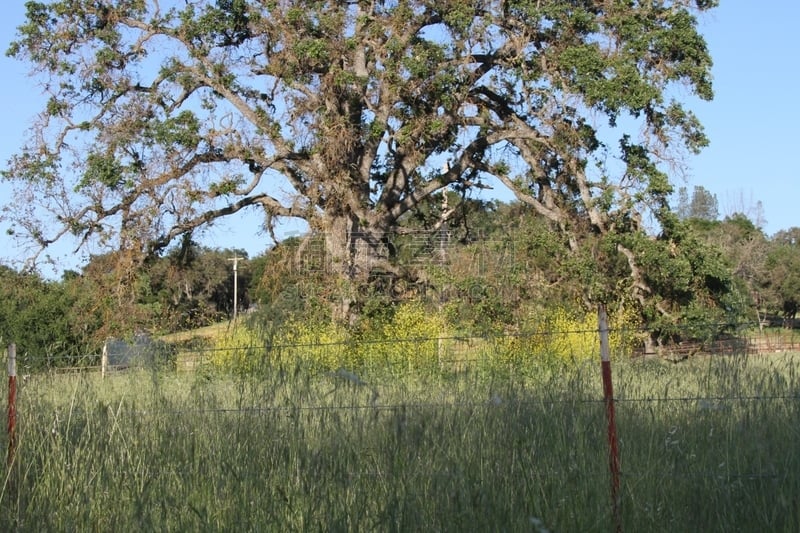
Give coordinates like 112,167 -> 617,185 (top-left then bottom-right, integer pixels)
209,303 -> 640,375
501,306 -> 641,370
209,319 -> 352,373
357,301 -> 448,373
208,326 -> 264,374
279,319 -> 351,370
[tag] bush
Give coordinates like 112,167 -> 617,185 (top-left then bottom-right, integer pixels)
208,326 -> 264,374
209,320 -> 351,373
357,301 -> 448,373
209,303 -> 641,375
209,302 -> 449,374
500,306 -> 641,370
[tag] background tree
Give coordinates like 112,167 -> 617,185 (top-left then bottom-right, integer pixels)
676,185 -> 720,222
249,235 -> 333,326
689,213 -> 768,326
0,266 -> 86,366
3,0 -> 721,328
63,250 -> 159,342
720,190 -> 767,230
764,228 -> 800,327
147,240 -> 251,330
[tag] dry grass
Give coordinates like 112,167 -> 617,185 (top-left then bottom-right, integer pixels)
159,320 -> 235,344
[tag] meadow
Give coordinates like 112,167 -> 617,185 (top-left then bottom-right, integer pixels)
1,349 -> 798,532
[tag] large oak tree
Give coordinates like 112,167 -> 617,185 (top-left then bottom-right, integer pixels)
3,0 -> 721,325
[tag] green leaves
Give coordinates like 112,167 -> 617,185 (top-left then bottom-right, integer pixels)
619,135 -> 671,197
1,150 -> 59,186
653,9 -> 714,100
0,266 -> 86,361
79,152 -> 125,190
292,37 -> 330,70
3,0 -> 721,330
209,176 -> 243,197
145,111 -> 202,149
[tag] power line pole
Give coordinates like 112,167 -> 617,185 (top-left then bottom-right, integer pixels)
228,255 -> 242,322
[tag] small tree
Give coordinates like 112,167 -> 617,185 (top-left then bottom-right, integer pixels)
690,213 -> 768,327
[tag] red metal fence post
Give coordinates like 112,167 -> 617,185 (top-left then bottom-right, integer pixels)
598,305 -> 622,532
7,343 -> 17,468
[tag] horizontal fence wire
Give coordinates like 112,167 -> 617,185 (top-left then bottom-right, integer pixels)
15,325 -> 800,363
20,401 -> 796,486
17,393 -> 800,419
8,337 -> 800,496
9,325 -> 800,411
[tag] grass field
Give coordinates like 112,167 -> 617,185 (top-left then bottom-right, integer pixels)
1,352 -> 799,531
159,321 -> 235,345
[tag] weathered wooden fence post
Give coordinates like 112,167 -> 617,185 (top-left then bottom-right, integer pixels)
598,305 -> 622,532
7,343 -> 17,468
101,340 -> 109,378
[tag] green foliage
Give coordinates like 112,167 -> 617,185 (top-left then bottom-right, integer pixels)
208,325 -> 269,374
209,299 -> 648,376
765,228 -> 800,321
360,301 -> 447,373
292,38 -> 330,69
440,273 -> 520,335
500,306 -> 641,371
676,185 -> 719,221
248,235 -> 331,325
620,135 -> 671,197
0,266 -> 91,365
1,0 -> 744,349
78,152 -> 125,190
146,242 -> 250,332
3,1 -> 719,329
611,217 -> 743,341
145,111 -> 202,148
210,302 -> 447,375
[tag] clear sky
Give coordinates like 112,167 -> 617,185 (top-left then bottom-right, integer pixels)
1,2 -> 797,276
688,2 -> 800,230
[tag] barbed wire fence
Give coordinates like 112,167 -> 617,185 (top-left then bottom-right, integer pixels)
4,325 -> 800,529
8,320 -> 800,398
9,322 -> 800,374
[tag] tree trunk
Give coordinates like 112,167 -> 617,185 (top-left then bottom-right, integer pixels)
323,212 -> 395,324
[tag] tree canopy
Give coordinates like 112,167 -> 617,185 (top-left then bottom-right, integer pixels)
766,228 -> 800,326
676,185 -> 719,222
3,0 -> 719,324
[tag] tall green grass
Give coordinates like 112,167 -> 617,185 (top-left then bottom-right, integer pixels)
1,353 -> 798,531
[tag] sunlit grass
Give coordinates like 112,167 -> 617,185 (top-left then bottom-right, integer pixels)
1,353 -> 798,531
159,320 -> 233,344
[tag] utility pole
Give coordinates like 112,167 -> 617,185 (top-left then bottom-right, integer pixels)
228,255 -> 242,322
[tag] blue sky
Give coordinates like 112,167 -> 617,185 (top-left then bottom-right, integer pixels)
688,2 -> 799,230
0,2 -> 797,275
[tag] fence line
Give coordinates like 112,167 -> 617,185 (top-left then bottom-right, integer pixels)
5,461 -> 784,486
16,333 -> 800,363
17,397 -> 796,486
18,393 -> 800,420
7,337 -> 800,530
